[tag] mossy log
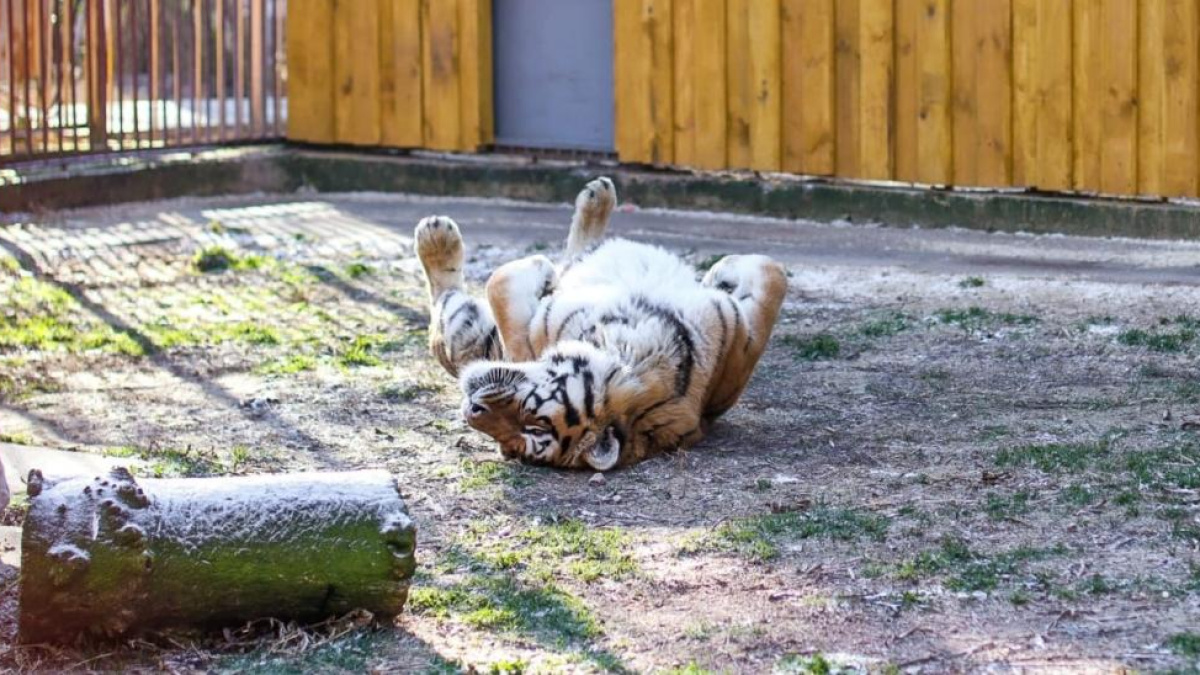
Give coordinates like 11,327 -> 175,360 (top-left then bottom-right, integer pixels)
19,468 -> 416,643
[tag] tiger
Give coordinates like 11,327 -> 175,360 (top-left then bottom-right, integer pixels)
414,177 -> 787,471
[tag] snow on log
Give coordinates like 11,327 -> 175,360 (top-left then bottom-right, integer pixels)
19,468 -> 416,643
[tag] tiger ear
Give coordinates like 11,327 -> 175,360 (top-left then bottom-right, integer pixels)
582,426 -> 621,472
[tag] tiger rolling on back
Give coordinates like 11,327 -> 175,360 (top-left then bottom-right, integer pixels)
415,178 -> 788,471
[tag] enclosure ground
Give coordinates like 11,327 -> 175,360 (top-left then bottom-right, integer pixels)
1,192 -> 1199,673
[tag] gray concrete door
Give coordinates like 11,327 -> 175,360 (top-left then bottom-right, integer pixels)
492,0 -> 614,152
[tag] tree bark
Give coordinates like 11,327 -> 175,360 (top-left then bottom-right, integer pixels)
19,467 -> 416,643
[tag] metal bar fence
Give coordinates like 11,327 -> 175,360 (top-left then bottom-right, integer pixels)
0,0 -> 286,163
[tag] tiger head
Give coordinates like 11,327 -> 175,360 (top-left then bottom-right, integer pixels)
458,341 -> 626,471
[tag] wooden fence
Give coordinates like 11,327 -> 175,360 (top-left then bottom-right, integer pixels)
286,0 -> 492,152
282,1 -> 1200,201
617,0 -> 1200,199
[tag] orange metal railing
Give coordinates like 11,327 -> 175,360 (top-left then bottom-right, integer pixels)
1,0 -> 286,163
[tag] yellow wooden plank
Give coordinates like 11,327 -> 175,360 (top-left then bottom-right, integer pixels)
333,0 -> 381,145
615,0 -> 644,161
834,0 -> 861,177
673,0 -> 697,166
286,0 -> 335,143
726,0 -> 751,168
648,0 -> 674,164
379,0 -> 424,148
781,0 -> 835,175
674,0 -> 727,169
422,0 -> 462,151
858,0 -> 892,179
614,0 -> 673,164
1075,0 -> 1138,194
1013,0 -> 1038,187
951,1 -> 977,186
459,0 -> 494,150
1101,0 -> 1138,194
1163,0 -> 1198,196
1038,0 -> 1073,191
894,0 -> 919,181
749,0 -> 781,170
916,0 -> 952,184
1138,0 -> 1164,194
952,0 -> 1012,187
976,0 -> 1012,187
1138,0 -> 1197,197
1072,0 -> 1100,191
1012,0 -> 1072,191
727,0 -> 781,170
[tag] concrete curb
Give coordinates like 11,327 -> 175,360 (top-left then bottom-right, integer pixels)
3,145 -> 1199,240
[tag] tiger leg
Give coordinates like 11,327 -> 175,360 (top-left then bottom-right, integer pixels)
486,254 -> 558,362
563,177 -> 617,261
701,255 -> 789,419
415,216 -> 502,377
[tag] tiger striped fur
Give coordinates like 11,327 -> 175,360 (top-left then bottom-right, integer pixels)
415,177 -> 787,470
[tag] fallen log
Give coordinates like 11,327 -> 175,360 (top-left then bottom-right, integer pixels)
19,467 -> 416,643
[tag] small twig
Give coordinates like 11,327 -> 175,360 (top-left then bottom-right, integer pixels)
66,651 -> 117,669
898,653 -> 942,668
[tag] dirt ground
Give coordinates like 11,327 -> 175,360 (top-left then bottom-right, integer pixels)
1,190 -> 1199,674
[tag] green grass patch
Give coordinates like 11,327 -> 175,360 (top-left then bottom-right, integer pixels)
104,445 -> 234,477
460,517 -> 637,583
934,306 -> 1038,331
985,490 -> 1033,520
338,335 -> 383,367
0,278 -> 145,356
782,333 -> 841,361
409,575 -> 600,641
381,382 -> 442,402
996,439 -> 1111,473
1078,573 -> 1115,596
1117,327 -> 1196,353
256,353 -> 317,375
457,459 -> 533,491
513,519 -> 637,582
895,536 -> 1067,592
1167,632 -> 1200,658
700,505 -> 889,561
775,653 -> 858,674
958,276 -> 986,289
192,246 -> 272,273
145,319 -> 281,349
0,432 -> 34,445
996,434 -> 1200,538
694,253 -> 727,273
858,311 -> 912,339
0,255 -> 20,275
344,261 -> 374,279
414,542 -> 631,671
1059,484 -> 1097,507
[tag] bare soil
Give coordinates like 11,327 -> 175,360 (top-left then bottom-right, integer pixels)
1,192 -> 1199,673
